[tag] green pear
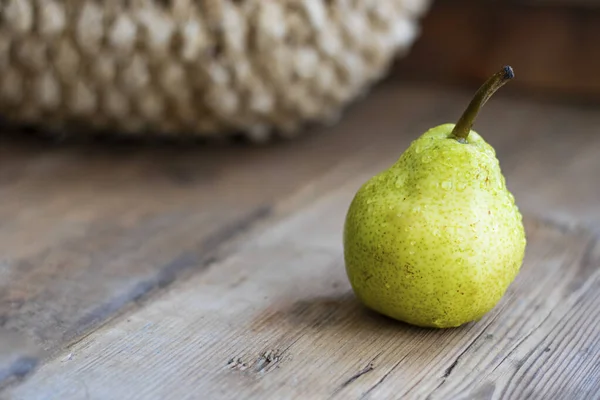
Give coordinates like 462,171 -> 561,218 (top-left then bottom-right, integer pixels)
343,66 -> 526,328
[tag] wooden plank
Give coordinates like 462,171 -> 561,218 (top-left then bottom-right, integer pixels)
5,170 -> 598,399
5,83 -> 600,398
0,81 -> 449,385
497,103 -> 600,235
3,75 -> 600,392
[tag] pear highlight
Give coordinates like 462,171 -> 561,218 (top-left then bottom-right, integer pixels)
343,66 -> 526,328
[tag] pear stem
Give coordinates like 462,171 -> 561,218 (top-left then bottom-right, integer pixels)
451,66 -> 515,141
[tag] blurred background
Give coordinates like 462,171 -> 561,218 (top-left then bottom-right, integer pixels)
1,0 -> 599,393
393,0 -> 600,104
2,0 -> 598,141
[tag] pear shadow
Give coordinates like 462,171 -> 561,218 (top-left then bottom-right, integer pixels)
251,290 -> 472,344
283,292 -> 418,332
244,290 -> 495,394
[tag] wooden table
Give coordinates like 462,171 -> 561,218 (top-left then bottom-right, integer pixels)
1,80 -> 599,399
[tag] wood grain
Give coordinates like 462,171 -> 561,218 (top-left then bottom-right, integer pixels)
2,79 -> 600,395
0,82 -> 450,385
5,167 -> 599,400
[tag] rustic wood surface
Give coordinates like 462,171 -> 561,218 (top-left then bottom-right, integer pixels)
1,78 -> 600,398
0,80 -> 449,388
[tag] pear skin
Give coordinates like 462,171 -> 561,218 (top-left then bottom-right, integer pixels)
343,67 -> 526,328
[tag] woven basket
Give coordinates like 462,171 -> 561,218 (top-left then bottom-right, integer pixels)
0,0 -> 431,142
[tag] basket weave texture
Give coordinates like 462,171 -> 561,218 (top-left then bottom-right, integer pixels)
0,0 -> 430,141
